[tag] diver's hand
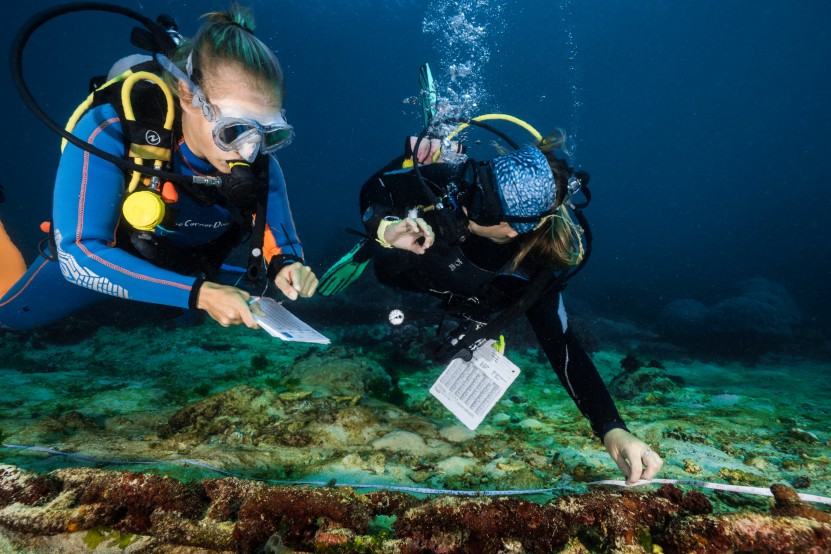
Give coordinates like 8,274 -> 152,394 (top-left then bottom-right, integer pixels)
196,281 -> 260,329
384,217 -> 435,254
274,262 -> 318,300
603,428 -> 664,485
408,137 -> 464,164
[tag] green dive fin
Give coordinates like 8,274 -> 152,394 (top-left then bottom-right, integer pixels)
317,240 -> 373,297
419,62 -> 437,128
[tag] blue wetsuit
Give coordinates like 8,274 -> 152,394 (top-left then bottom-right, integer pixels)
0,102 -> 302,330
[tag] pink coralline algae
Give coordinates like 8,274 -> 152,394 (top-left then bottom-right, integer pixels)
1,465 -> 829,553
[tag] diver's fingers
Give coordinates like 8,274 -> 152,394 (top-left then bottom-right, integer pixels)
398,218 -> 424,238
415,218 -> 435,249
273,266 -> 299,300
286,263 -> 317,298
305,277 -> 319,297
248,300 -> 266,318
239,304 -> 259,329
641,450 -> 664,481
298,268 -> 318,298
389,219 -> 413,238
408,137 -> 444,164
626,453 -> 644,485
410,240 -> 429,255
611,454 -> 631,483
414,217 -> 434,236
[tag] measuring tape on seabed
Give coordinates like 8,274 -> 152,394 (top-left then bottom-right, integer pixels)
3,443 -> 830,506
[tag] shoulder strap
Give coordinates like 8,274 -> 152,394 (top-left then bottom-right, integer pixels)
68,59 -> 178,188
244,155 -> 271,286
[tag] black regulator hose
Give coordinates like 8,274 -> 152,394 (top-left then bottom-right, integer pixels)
411,117 -> 521,244
9,2 -> 220,188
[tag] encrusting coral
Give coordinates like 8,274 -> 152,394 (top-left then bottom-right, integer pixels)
1,464 -> 830,553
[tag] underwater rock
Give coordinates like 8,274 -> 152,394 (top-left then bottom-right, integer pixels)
436,456 -> 477,477
683,459 -> 702,474
13,410 -> 105,445
555,485 -> 707,553
619,353 -> 643,373
608,367 -> 680,400
285,347 -> 392,397
664,511 -> 831,553
232,486 -> 373,552
165,385 -> 277,434
769,484 -> 831,524
788,427 -> 820,444
395,495 -> 570,553
439,424 -> 477,443
659,278 -> 802,357
0,466 -> 205,538
2,466 -> 831,554
519,418 -> 544,429
0,465 -> 61,509
371,430 -> 452,458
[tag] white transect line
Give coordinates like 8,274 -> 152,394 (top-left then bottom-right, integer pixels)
3,443 -> 830,505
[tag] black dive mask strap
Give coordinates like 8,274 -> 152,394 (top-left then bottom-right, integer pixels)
463,160 -> 506,227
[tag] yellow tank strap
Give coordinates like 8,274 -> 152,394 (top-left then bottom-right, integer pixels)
121,71 -> 175,192
61,70 -> 135,153
60,68 -> 176,193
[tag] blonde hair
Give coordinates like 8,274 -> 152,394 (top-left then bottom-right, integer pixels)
163,3 -> 285,105
509,131 -> 585,271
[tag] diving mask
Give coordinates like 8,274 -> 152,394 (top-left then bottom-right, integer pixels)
162,52 -> 295,155
212,113 -> 294,154
458,159 -> 554,231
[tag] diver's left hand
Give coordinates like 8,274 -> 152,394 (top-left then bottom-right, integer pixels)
407,137 -> 464,165
603,428 -> 664,485
274,262 -> 318,300
384,217 -> 435,254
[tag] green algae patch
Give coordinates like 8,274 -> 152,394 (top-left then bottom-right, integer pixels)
83,526 -> 137,550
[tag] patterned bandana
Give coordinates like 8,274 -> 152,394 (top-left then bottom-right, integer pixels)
491,145 -> 557,234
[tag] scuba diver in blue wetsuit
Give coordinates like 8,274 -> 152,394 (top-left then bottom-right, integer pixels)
319,107 -> 664,484
0,4 -> 317,331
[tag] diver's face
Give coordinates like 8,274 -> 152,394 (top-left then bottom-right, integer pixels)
180,81 -> 281,172
467,219 -> 519,244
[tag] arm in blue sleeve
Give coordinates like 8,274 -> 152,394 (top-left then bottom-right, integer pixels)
52,104 -> 200,309
263,154 -> 304,264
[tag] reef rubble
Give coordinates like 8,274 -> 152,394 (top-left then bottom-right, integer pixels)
1,464 -> 829,553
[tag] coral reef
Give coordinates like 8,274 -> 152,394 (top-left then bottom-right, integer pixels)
658,277 -> 802,357
1,465 -> 829,553
1,284 -> 829,552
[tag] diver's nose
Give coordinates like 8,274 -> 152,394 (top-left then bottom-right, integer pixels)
235,139 -> 260,163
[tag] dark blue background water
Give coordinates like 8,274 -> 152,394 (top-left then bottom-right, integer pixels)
3,1 -> 830,339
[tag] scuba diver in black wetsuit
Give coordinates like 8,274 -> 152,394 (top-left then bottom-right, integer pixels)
320,115 -> 664,485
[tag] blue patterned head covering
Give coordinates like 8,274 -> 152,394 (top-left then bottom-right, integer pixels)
491,145 -> 557,234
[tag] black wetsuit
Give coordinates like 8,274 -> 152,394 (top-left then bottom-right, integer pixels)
360,157 -> 629,440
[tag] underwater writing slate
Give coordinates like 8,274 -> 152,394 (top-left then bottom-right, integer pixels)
430,340 -> 519,430
251,297 -> 330,344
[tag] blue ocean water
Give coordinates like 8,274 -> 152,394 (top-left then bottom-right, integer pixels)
2,0 -> 829,339
1,3 -> 830,549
